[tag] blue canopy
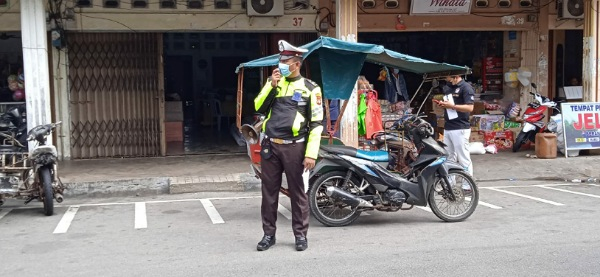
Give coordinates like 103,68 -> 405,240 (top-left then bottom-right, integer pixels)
236,36 -> 470,99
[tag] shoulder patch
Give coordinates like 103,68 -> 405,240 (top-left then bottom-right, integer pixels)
304,78 -> 318,91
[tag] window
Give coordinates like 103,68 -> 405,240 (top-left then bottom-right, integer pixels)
161,0 -> 176,8
75,0 -> 92,8
132,0 -> 147,8
103,0 -> 119,8
187,0 -> 203,9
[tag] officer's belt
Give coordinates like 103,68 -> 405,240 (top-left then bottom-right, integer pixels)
269,137 -> 305,144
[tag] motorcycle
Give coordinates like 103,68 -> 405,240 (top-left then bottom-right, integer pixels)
308,115 -> 478,227
0,120 -> 64,216
512,83 -> 560,152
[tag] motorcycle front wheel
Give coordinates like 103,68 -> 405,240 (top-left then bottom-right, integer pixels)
39,167 -> 54,216
428,169 -> 478,222
309,171 -> 362,227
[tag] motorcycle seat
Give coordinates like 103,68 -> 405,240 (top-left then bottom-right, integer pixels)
321,145 -> 389,162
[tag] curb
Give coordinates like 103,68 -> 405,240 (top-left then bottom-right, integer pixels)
62,173 -> 262,198
61,172 -> 599,199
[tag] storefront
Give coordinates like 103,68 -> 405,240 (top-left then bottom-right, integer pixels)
0,31 -> 25,111
55,1 -> 320,159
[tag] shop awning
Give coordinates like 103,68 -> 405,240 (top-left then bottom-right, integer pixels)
235,36 -> 471,99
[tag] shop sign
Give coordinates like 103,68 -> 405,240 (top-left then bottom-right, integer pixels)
410,0 -> 472,15
561,102 -> 600,155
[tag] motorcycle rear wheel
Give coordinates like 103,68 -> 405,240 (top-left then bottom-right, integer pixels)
512,131 -> 528,152
428,169 -> 478,222
40,167 -> 54,216
309,171 -> 362,227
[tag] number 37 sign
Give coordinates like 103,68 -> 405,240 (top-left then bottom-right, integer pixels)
561,102 -> 600,154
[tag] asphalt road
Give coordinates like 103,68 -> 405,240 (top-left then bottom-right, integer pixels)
1,180 -> 599,277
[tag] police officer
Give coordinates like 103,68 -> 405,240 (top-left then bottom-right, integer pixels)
254,40 -> 323,251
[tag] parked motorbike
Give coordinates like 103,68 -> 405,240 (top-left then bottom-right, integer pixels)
512,83 -> 560,152
308,115 -> 478,227
0,121 -> 63,216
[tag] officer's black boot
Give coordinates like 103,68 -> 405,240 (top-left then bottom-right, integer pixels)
257,235 -> 276,251
295,236 -> 308,251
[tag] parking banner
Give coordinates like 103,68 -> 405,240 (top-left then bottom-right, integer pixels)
561,102 -> 600,156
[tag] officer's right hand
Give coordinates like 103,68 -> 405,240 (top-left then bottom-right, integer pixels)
271,68 -> 281,88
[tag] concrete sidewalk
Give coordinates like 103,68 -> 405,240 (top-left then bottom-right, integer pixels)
58,149 -> 600,198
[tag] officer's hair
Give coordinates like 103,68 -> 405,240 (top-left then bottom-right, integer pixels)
289,56 -> 303,64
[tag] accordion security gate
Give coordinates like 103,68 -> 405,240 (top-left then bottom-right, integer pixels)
68,33 -> 162,159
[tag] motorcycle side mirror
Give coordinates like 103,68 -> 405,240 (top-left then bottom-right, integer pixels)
531,83 -> 537,89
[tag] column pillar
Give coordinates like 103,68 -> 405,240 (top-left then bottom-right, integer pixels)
583,0 -> 599,102
20,0 -> 53,149
336,0 -> 358,148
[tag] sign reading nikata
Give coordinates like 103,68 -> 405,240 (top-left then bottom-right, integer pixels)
411,0 -> 473,15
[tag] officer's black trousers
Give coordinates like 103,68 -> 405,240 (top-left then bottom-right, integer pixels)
260,141 -> 309,237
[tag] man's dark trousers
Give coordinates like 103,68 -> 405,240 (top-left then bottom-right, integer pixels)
260,141 -> 309,237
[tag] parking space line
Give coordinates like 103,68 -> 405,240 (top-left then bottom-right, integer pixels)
53,206 -> 80,234
134,202 -> 147,229
536,185 -> 600,199
416,206 -> 432,212
466,197 -> 503,209
277,204 -> 292,220
485,188 -> 565,206
0,208 -> 12,220
200,199 -> 224,224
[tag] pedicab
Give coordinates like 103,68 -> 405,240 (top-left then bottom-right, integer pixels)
234,36 -> 471,198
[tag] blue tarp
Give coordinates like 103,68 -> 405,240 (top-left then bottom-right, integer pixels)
235,36 -> 470,99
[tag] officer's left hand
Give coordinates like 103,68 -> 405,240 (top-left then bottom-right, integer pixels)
303,157 -> 316,170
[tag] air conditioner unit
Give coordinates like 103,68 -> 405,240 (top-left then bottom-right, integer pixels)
475,0 -> 488,7
558,0 -> 584,19
247,0 -> 284,16
498,0 -> 511,8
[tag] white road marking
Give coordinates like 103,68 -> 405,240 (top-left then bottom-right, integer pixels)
53,206 -> 80,234
277,204 -> 292,220
134,202 -> 147,229
585,183 -> 600,187
416,206 -> 432,212
200,199 -> 224,224
477,200 -> 503,209
361,212 -> 371,216
485,188 -> 565,206
465,197 -> 503,209
0,208 -> 12,220
536,185 -> 600,199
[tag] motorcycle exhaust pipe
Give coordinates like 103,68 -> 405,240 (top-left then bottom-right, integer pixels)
326,187 -> 373,208
54,193 -> 64,203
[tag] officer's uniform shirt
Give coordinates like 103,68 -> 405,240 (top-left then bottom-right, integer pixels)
254,76 -> 324,159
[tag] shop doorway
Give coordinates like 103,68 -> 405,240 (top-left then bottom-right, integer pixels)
163,32 -> 263,156
360,31 -> 504,102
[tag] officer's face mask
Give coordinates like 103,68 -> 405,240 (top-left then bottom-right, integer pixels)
278,62 -> 293,77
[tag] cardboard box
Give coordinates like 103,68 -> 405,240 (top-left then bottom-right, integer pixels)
165,121 -> 183,142
471,101 -> 486,115
470,131 -> 485,143
483,130 -> 514,150
165,101 -> 184,122
471,114 -> 505,131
